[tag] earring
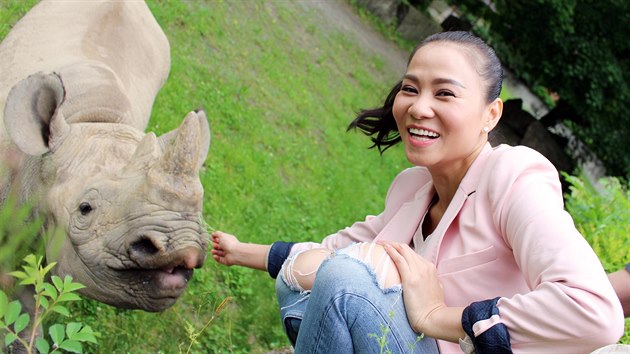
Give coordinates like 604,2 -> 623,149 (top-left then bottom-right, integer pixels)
482,126 -> 490,133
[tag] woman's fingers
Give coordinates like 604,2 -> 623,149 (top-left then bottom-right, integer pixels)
381,242 -> 412,277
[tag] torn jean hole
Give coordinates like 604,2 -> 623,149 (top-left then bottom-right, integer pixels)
280,242 -> 401,292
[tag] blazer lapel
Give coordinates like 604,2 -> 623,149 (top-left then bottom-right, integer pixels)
423,187 -> 470,263
423,143 -> 494,263
375,181 -> 435,244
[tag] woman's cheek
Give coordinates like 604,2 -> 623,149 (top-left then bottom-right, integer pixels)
392,97 -> 407,126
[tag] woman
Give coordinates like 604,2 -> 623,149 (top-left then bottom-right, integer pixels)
211,31 -> 623,353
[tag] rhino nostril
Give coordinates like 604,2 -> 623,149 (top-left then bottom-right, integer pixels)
130,237 -> 160,256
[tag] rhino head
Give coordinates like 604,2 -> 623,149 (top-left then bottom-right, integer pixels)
3,72 -> 210,311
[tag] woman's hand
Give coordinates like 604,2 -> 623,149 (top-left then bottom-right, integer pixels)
382,242 -> 465,342
211,231 -> 241,266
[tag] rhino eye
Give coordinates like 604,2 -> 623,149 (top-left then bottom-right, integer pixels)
79,202 -> 93,216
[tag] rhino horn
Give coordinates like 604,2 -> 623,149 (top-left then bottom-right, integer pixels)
156,110 -> 210,175
4,72 -> 70,155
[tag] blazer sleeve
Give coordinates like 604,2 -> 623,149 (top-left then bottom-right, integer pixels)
484,146 -> 624,352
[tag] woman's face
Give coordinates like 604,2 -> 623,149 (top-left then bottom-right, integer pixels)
392,42 -> 500,174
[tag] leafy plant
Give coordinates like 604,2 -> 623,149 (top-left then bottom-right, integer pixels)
0,254 -> 97,353
564,173 -> 630,342
564,173 -> 630,272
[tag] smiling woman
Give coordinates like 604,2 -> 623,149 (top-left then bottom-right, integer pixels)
211,31 -> 624,353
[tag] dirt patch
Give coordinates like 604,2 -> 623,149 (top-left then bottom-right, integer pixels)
296,0 -> 408,76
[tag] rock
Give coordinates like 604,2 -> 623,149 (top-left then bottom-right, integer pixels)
354,0 -> 402,25
521,120 -> 574,174
396,5 -> 441,43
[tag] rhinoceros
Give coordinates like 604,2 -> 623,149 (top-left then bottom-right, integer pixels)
0,1 -> 210,311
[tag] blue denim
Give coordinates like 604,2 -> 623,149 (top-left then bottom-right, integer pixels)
276,252 -> 439,353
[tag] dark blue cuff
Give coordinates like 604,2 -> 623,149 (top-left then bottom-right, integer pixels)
267,241 -> 295,279
625,262 -> 630,273
462,297 -> 512,354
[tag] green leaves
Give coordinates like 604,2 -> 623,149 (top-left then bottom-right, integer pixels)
43,323 -> 97,354
1,299 -> 28,347
565,173 -> 630,272
0,254 -> 98,353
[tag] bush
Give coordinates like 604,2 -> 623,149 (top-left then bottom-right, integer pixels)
564,173 -> 630,342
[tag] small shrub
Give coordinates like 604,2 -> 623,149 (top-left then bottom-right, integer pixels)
564,173 -> 630,342
0,254 -> 98,353
564,173 -> 629,272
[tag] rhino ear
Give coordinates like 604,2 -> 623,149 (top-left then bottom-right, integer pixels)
157,109 -> 211,171
4,72 -> 70,155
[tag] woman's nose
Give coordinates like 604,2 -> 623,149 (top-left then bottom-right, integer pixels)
409,95 -> 434,119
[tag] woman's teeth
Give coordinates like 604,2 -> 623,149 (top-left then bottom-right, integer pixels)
409,128 -> 439,139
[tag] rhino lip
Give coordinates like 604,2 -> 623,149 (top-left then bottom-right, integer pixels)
127,266 -> 194,297
114,261 -> 195,296
152,266 -> 193,292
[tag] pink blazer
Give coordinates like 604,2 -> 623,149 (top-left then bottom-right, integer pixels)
291,143 -> 624,353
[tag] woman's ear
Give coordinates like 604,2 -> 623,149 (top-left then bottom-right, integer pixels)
485,98 -> 503,132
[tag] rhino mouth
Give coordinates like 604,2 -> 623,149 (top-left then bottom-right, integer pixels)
112,236 -> 206,298
116,263 -> 194,300
140,266 -> 194,296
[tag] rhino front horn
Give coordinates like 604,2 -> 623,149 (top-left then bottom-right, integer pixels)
156,110 -> 210,175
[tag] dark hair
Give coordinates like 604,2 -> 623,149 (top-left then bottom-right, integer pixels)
348,31 -> 503,153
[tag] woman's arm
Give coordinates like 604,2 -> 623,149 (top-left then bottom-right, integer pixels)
211,231 -> 295,278
211,231 -> 271,271
489,147 -> 624,351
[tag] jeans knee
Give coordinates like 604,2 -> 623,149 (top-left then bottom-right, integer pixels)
341,242 -> 401,289
314,253 -> 401,295
279,248 -> 332,292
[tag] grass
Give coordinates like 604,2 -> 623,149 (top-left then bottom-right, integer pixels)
1,0 -> 627,352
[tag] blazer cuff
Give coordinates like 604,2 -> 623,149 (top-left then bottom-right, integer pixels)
462,297 -> 512,354
267,241 -> 295,279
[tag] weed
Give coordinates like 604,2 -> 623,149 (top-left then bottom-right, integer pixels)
368,310 -> 424,354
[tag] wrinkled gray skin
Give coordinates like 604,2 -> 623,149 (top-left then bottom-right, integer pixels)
0,1 -> 210,311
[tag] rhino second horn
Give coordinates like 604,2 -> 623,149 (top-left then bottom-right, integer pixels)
123,132 -> 160,173
156,112 -> 202,176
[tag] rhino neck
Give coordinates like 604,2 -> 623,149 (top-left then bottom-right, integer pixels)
13,154 -> 54,210
56,62 -> 143,129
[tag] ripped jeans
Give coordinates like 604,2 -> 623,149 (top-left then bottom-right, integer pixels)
275,243 -> 439,353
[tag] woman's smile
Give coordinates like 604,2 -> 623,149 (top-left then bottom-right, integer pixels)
407,126 -> 440,147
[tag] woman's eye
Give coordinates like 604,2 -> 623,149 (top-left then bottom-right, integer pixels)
436,90 -> 455,97
79,202 -> 93,216
401,85 -> 417,94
